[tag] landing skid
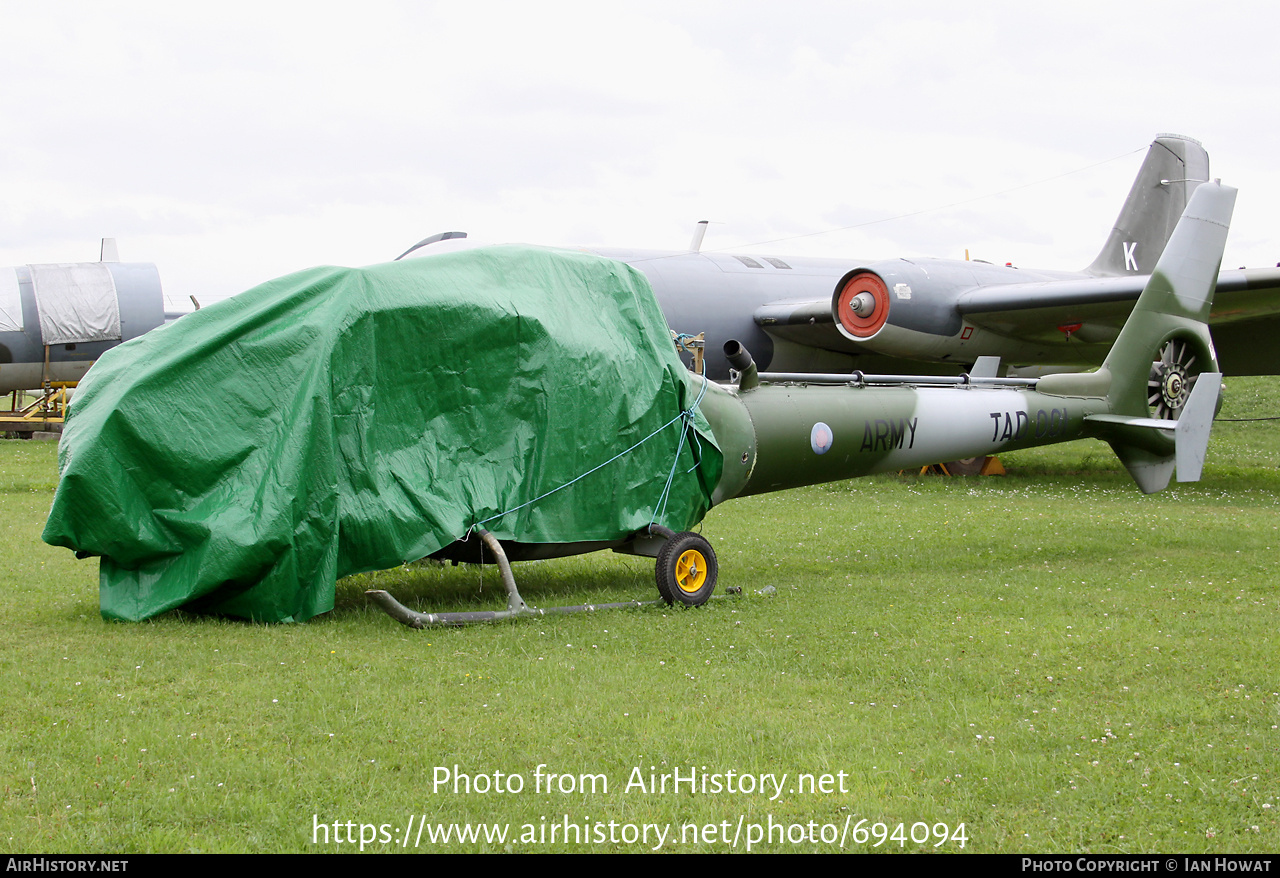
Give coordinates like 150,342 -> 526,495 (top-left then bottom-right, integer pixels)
366,526 -> 729,628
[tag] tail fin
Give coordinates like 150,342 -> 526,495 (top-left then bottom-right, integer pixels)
1086,134 -> 1210,277
1076,179 -> 1235,492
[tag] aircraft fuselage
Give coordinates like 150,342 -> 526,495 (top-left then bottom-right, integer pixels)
0,262 -> 165,394
594,246 -> 1095,379
594,247 -> 1280,379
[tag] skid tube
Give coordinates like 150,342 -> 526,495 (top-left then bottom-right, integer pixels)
365,528 -> 731,628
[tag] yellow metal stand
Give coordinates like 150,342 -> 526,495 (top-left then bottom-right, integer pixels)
912,456 -> 1006,477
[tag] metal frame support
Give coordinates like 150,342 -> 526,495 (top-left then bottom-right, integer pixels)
366,529 -> 671,628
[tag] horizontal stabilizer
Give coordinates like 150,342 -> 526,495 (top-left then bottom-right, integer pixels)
1085,371 -> 1221,487
1085,413 -> 1176,431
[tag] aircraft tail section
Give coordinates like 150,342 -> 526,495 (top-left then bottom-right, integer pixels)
1098,179 -> 1233,416
1085,134 -> 1210,277
1066,179 -> 1235,492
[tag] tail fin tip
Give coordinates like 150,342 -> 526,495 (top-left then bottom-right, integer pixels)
1086,135 -> 1212,277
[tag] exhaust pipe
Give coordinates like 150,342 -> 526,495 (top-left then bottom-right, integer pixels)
723,340 -> 758,391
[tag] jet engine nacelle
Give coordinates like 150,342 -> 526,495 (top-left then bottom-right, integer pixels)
830,258 -> 1080,360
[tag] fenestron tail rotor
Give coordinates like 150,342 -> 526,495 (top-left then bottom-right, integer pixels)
1148,337 -> 1198,421
1084,180 -> 1233,495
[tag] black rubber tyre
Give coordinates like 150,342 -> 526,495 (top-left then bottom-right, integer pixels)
655,532 -> 718,606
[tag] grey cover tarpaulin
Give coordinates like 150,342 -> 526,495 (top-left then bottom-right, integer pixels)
30,263 -> 121,344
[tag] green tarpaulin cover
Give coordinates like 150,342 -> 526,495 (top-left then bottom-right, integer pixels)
42,246 -> 722,622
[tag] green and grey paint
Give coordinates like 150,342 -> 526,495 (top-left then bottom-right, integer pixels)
697,181 -> 1236,504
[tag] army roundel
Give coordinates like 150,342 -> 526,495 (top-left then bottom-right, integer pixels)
810,422 -> 833,455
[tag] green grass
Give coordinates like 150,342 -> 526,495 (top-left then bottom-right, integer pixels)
2,380 -> 1278,853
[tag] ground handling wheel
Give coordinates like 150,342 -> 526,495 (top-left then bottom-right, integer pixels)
655,532 -> 718,606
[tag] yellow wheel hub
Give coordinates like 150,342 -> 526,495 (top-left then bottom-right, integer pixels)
675,549 -> 707,593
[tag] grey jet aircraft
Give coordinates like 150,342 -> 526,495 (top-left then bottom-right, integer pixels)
597,135 -> 1280,380
403,134 -> 1280,383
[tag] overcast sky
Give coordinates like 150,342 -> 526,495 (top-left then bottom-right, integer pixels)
2,1 -> 1277,309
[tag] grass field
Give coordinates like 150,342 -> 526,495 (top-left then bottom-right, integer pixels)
1,379 -> 1277,853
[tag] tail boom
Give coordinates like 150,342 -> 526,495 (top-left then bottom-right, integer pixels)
697,182 -> 1237,501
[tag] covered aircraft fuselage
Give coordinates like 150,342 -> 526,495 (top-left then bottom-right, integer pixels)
0,262 -> 165,394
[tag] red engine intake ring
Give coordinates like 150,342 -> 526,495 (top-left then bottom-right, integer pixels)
836,271 -> 890,338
